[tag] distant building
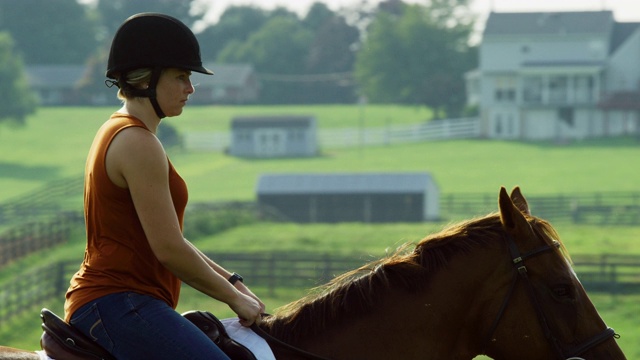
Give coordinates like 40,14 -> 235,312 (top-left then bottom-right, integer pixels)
230,115 -> 318,158
467,11 -> 640,140
191,63 -> 259,104
25,63 -> 258,106
256,172 -> 439,223
25,65 -> 88,106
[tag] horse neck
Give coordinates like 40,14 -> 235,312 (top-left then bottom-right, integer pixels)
267,253 -> 499,359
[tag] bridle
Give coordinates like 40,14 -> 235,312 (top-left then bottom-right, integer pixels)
481,233 -> 620,359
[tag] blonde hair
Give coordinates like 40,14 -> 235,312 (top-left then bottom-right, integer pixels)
116,68 -> 154,100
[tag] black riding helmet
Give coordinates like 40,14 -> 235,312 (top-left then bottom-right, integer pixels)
106,13 -> 213,118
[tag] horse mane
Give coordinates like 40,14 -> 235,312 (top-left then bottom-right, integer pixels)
264,212 -> 566,342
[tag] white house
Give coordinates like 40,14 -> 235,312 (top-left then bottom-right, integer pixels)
468,11 -> 640,140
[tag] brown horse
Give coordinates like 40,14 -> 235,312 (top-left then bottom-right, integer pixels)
0,187 -> 626,359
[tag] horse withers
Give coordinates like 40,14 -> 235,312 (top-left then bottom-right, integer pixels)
0,187 -> 627,359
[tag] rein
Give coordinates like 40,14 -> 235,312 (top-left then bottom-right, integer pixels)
481,234 -> 619,359
251,321 -> 331,360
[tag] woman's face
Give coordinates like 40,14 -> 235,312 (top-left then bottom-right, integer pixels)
155,68 -> 195,117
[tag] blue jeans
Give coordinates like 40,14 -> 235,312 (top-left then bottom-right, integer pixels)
69,292 -> 230,360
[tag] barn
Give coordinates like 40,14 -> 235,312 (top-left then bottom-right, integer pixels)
256,172 -> 439,223
229,115 -> 317,158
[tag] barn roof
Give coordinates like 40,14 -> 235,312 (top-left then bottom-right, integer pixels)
256,172 -> 435,194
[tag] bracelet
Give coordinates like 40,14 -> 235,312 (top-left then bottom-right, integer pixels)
228,272 -> 244,285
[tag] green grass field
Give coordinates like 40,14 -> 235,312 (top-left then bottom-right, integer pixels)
1,105 -> 638,357
1,105 -> 639,203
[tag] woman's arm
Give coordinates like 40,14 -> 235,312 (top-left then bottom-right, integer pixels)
185,239 -> 265,312
106,127 -> 262,325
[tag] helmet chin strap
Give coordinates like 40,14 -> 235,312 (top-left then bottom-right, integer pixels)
146,68 -> 166,119
118,67 -> 166,119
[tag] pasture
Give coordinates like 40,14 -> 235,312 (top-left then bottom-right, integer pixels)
0,105 -> 638,357
0,105 -> 639,203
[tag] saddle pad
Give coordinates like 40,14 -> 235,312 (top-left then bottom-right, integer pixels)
221,318 -> 276,360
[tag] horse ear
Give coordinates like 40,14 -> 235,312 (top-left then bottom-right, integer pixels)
499,186 -> 529,232
509,186 -> 531,215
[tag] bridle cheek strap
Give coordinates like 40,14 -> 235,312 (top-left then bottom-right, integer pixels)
482,235 -> 618,359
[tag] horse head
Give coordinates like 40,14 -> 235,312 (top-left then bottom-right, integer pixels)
484,186 -> 625,359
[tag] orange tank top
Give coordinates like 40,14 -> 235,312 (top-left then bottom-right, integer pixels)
64,114 -> 188,321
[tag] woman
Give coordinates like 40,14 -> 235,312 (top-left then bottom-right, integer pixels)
64,13 -> 264,359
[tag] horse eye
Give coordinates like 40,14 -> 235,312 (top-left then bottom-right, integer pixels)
551,284 -> 574,300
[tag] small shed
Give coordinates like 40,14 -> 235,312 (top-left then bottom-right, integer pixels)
230,116 -> 317,158
256,172 -> 439,223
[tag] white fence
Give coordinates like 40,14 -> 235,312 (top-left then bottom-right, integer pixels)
183,117 -> 480,152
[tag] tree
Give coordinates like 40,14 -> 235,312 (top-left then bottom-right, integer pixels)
0,0 -> 98,64
303,2 -> 335,31
355,1 -> 476,117
303,8 -> 360,103
196,6 -> 270,61
0,32 -> 37,124
218,16 -> 313,104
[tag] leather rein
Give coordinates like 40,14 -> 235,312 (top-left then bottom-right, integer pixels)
251,322 -> 330,360
481,234 -> 619,359
251,235 -> 619,360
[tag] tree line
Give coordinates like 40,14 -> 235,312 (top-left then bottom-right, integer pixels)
0,0 -> 478,123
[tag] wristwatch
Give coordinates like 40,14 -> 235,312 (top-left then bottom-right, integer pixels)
228,272 -> 244,285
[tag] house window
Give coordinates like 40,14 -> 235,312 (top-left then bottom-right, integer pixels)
522,76 -> 542,104
235,130 -> 251,143
574,75 -> 595,104
549,76 -> 568,104
494,77 -> 516,103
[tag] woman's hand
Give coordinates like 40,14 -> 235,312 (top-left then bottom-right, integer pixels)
229,292 -> 263,327
235,282 -> 266,313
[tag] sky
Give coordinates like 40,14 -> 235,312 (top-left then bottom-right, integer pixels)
197,0 -> 640,25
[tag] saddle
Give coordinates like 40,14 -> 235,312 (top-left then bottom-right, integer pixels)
182,310 -> 257,360
40,308 -> 257,360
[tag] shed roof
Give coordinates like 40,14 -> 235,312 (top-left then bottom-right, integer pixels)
256,172 -> 435,195
232,116 -> 315,129
484,11 -> 614,37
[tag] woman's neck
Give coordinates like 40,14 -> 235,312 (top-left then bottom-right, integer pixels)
118,99 -> 161,133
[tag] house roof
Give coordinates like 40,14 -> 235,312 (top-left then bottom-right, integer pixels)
256,172 -> 435,195
484,11 -> 614,37
232,116 -> 315,129
26,65 -> 86,89
198,63 -> 255,86
610,21 -> 640,53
